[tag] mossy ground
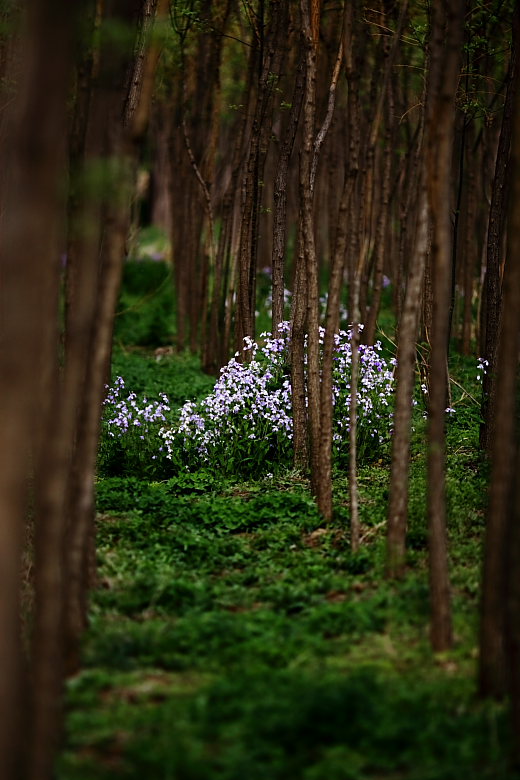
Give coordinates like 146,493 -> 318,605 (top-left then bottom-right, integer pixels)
59,359 -> 517,780
58,261 -> 516,779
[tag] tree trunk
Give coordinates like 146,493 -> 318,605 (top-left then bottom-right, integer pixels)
480,10 -> 519,450
461,124 -> 477,355
290,216 -> 309,469
425,0 -> 464,653
0,0 -> 70,760
386,43 -> 429,579
64,0 -> 167,672
480,4 -> 520,700
364,78 -> 394,347
272,36 -> 305,335
387,184 -> 428,578
0,1 -> 86,777
299,0 -> 321,494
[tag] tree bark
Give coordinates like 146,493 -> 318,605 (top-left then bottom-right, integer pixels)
425,0 -> 464,653
272,36 -> 305,335
480,9 -> 519,450
298,0 -> 322,497
480,4 -> 520,700
461,124 -> 477,355
290,216 -> 309,469
0,1 -> 85,777
387,184 -> 428,578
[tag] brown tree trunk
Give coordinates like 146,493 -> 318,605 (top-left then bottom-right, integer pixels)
480,9 -> 519,450
0,0 -> 73,765
64,0 -> 167,673
272,36 -> 305,335
480,5 -> 520,701
0,1 -> 87,777
461,124 -> 477,355
508,454 -> 520,767
207,34 -> 258,371
386,44 -> 429,579
299,0 -> 321,494
364,77 -> 394,346
506,96 -> 520,731
290,216 -> 309,469
387,184 -> 428,578
150,102 -> 172,231
425,0 -> 464,653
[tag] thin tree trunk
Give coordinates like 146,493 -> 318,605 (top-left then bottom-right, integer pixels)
425,0 -> 464,653
386,60 -> 428,578
316,3 -> 350,520
272,41 -> 305,334
387,186 -> 428,577
461,125 -> 477,355
299,0 -> 321,496
364,77 -> 394,346
291,216 -> 309,469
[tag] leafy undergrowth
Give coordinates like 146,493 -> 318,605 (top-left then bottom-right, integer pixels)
58,350 -> 518,780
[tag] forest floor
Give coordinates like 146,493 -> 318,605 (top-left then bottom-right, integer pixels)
57,340 -> 519,780
55,257 -> 517,779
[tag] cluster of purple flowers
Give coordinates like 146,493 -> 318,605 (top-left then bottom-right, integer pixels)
103,376 -> 170,458
159,321 -> 396,470
331,328 -> 396,459
159,322 -> 293,467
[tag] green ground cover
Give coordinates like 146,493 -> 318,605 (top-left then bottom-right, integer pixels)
58,262 -> 517,779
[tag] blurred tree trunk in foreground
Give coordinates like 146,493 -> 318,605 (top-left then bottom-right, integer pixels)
480,23 -> 520,761
0,4 -> 83,776
480,3 -> 520,704
480,7 -> 519,451
0,1 -> 165,778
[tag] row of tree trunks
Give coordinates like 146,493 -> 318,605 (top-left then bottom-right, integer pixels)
155,1 -> 514,375
236,0 -> 288,353
206,4 -> 260,371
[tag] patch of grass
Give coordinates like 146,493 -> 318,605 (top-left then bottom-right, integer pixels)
60,664 -> 514,780
58,333 -> 513,780
109,348 -> 215,405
